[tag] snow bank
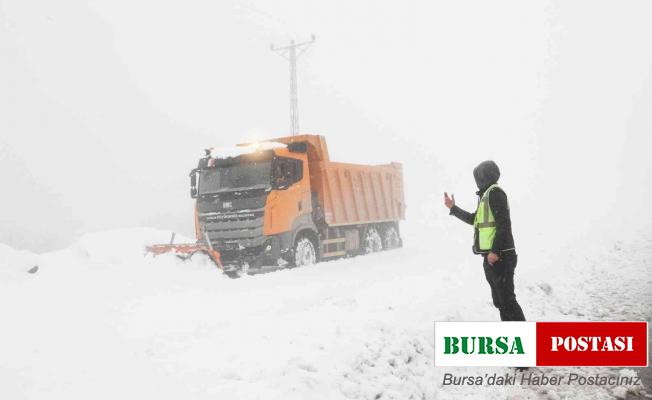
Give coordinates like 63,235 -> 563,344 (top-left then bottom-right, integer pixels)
0,228 -> 648,399
70,227 -> 194,266
0,242 -> 39,281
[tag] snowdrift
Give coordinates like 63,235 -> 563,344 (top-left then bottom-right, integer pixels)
0,242 -> 39,281
0,227 -> 649,399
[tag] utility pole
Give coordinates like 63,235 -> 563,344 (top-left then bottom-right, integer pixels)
271,35 -> 315,136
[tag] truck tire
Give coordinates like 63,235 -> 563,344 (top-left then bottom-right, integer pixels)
293,237 -> 317,267
362,227 -> 383,254
383,226 -> 401,250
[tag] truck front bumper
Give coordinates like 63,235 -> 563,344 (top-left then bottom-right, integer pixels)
216,236 -> 284,268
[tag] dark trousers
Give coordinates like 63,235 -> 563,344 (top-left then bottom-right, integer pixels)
482,252 -> 526,321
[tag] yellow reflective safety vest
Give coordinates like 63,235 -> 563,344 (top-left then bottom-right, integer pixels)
473,184 -> 506,252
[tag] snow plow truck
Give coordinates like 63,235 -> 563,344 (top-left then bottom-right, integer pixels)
147,134 -> 405,276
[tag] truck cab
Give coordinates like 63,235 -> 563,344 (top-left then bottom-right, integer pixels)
191,141 -> 316,270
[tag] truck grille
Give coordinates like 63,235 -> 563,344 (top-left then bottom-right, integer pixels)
197,189 -> 269,250
199,208 -> 265,249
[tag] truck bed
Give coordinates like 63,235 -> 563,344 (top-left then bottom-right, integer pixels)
310,161 -> 405,226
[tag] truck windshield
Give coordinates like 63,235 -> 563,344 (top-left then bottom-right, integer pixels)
199,161 -> 272,194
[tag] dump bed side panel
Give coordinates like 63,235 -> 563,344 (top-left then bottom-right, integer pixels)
310,161 -> 405,226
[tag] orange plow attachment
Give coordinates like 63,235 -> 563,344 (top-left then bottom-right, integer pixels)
145,233 -> 223,270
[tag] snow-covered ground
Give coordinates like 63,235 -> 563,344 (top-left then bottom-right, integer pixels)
0,227 -> 650,399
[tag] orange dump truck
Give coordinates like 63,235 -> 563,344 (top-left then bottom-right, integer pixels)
158,134 -> 405,275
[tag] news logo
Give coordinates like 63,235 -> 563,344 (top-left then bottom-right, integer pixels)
434,321 -> 648,367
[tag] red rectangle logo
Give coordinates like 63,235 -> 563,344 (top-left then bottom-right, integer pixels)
536,322 -> 648,367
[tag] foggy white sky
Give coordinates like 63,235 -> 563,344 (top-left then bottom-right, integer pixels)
1,0 -> 651,252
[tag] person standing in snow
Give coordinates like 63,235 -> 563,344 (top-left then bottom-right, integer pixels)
444,160 -> 526,321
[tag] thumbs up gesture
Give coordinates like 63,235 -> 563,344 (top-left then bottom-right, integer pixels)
444,192 -> 455,209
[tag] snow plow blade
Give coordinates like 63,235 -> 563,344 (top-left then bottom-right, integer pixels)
145,242 -> 223,269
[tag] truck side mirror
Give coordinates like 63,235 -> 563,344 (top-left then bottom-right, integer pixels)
190,169 -> 199,198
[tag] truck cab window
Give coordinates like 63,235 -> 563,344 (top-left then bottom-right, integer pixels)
273,157 -> 303,189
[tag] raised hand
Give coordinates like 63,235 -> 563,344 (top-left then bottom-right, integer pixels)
444,192 -> 455,209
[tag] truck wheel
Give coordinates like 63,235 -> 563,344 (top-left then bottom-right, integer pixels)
363,227 -> 383,254
383,226 -> 401,250
294,237 -> 317,267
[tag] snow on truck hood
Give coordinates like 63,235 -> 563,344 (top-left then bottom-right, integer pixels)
209,141 -> 287,159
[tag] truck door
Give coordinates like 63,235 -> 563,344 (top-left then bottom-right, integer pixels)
264,155 -> 311,236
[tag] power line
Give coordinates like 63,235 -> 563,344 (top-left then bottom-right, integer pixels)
271,35 -> 316,136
